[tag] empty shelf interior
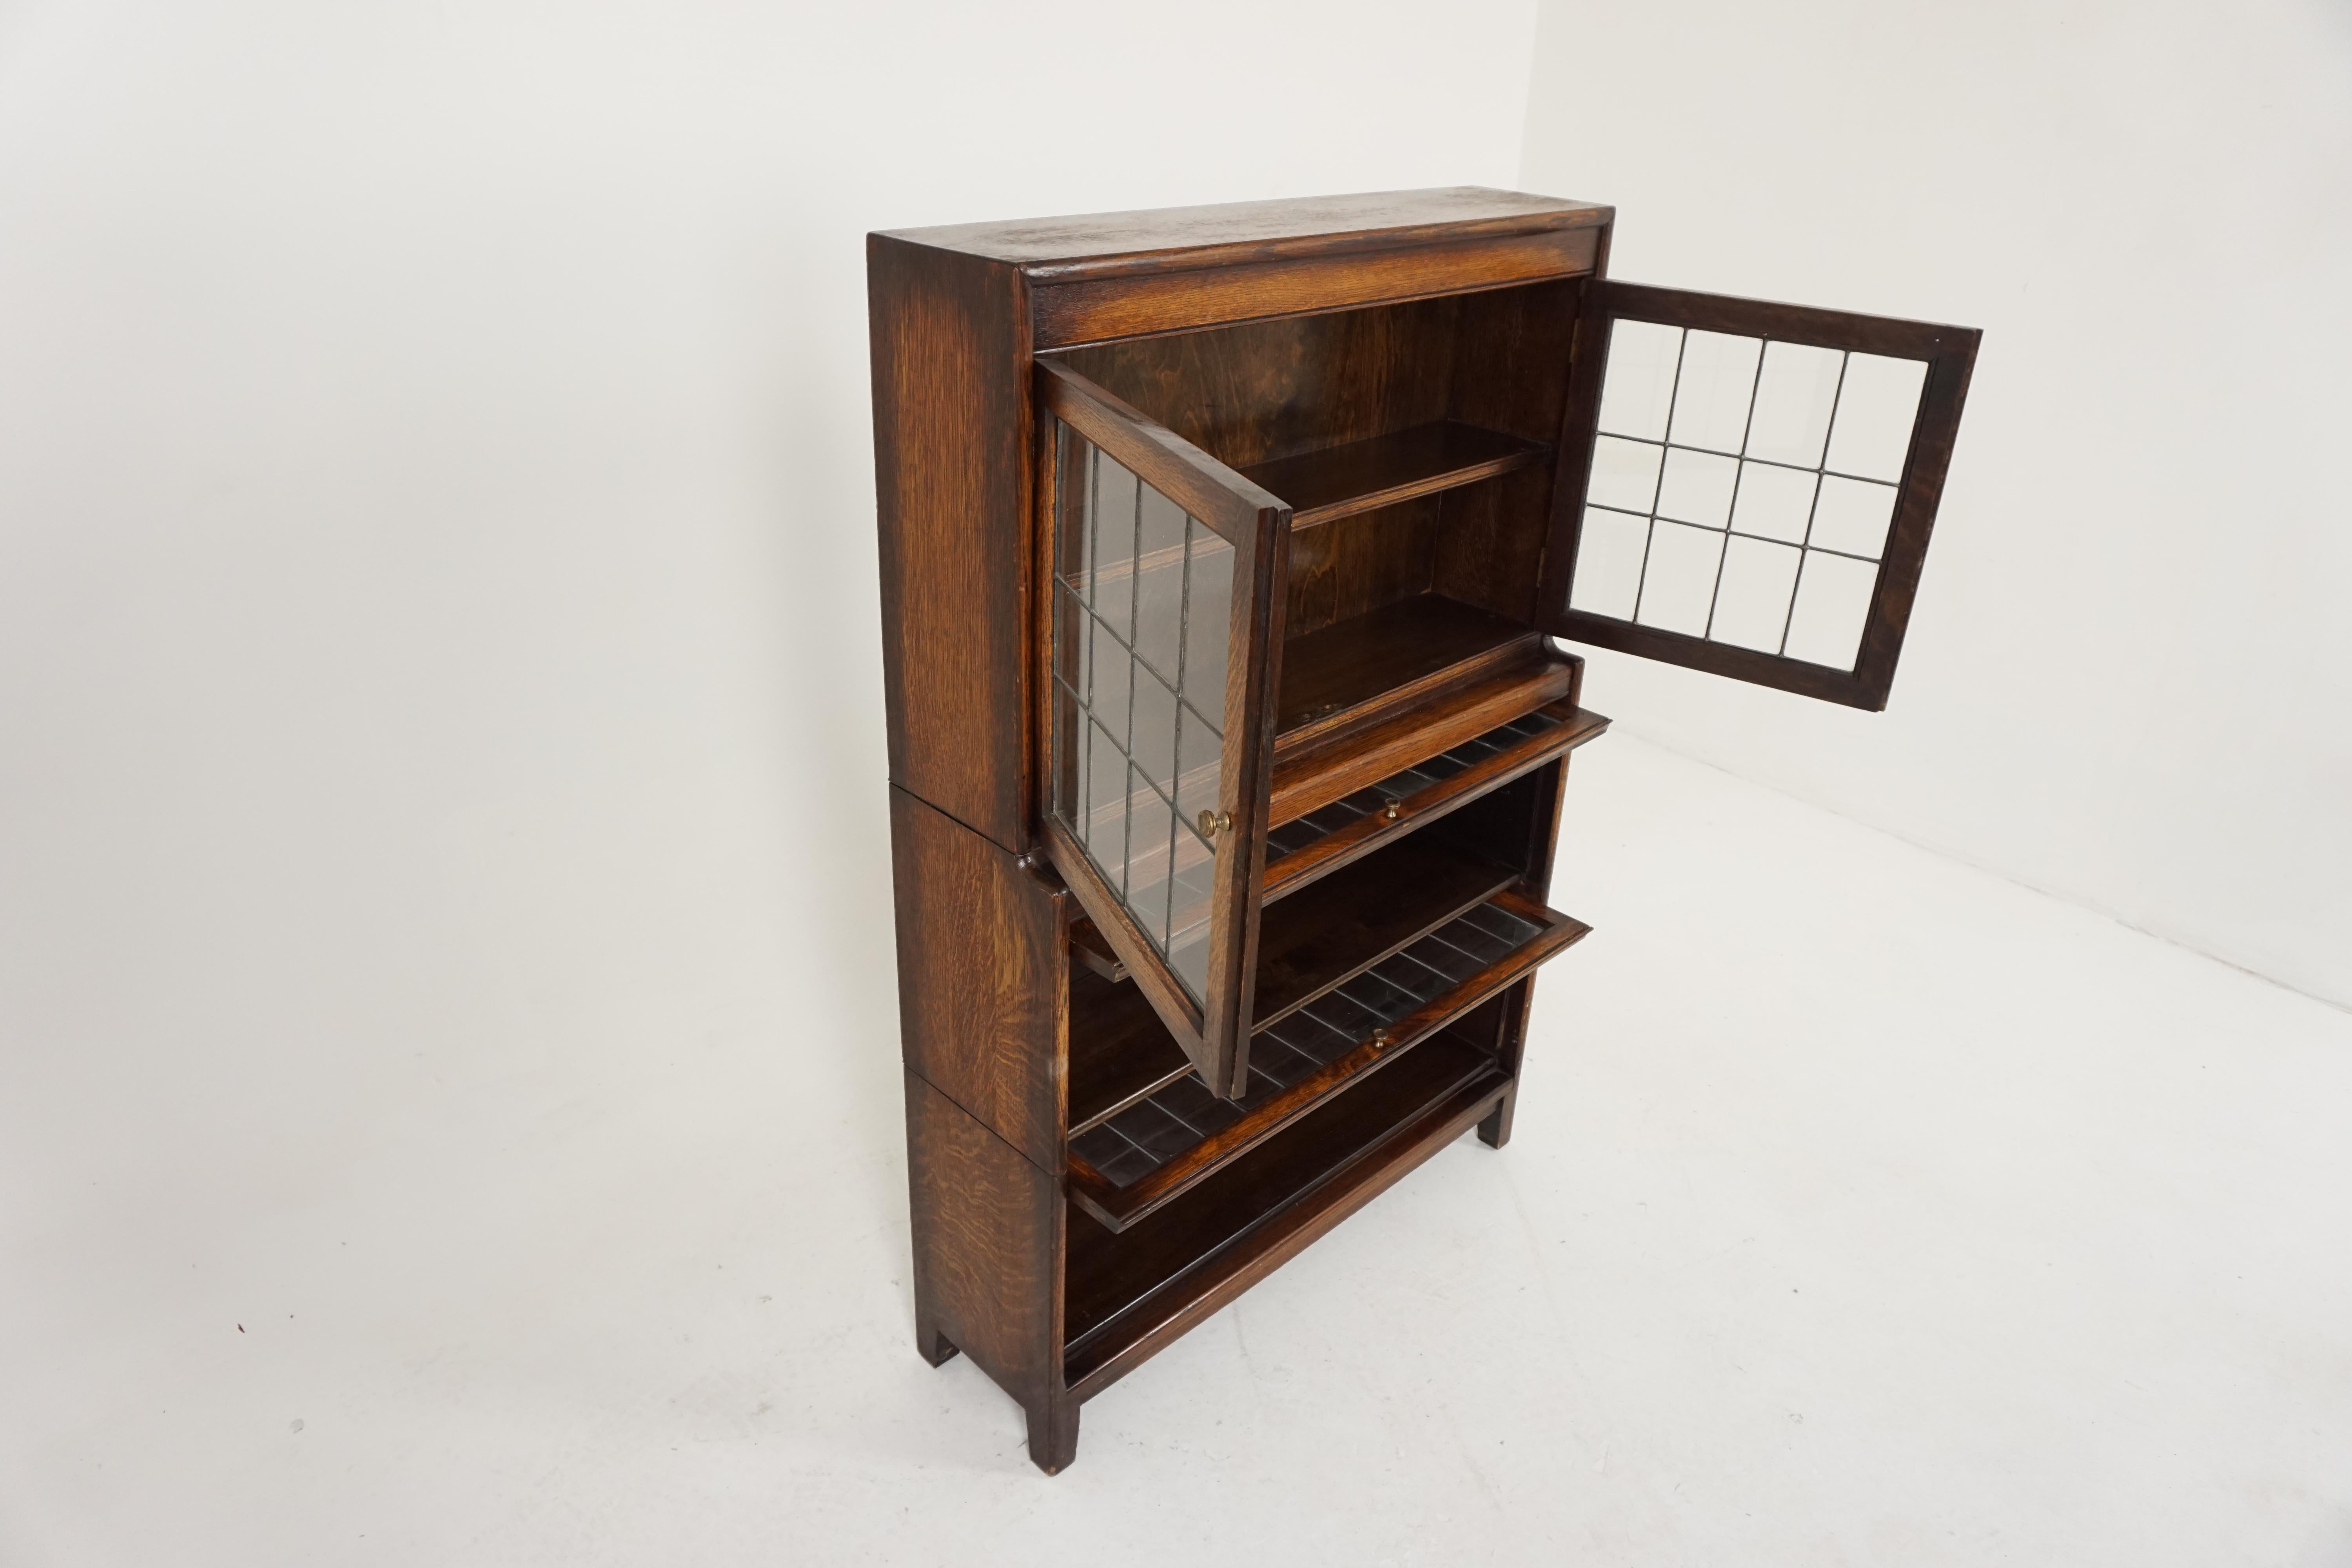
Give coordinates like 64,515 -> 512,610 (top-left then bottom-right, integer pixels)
1063,1026 -> 1509,1379
1250,834 -> 1512,1029
1067,964 -> 1192,1134
1239,420 -> 1547,530
1277,593 -> 1534,742
1266,701 -> 1609,899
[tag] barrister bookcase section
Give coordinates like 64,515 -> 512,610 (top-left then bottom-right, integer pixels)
869,187 -> 1978,1473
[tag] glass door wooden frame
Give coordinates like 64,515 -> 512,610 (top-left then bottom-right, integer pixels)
1033,360 -> 1293,1098
1540,281 -> 1981,711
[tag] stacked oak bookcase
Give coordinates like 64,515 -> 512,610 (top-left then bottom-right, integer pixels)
869,189 -> 1976,1472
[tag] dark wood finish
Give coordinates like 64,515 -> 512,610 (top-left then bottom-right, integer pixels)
1053,296 -> 1462,471
874,187 -> 1966,1472
1480,757 -> 1576,1149
1240,420 -> 1548,529
1432,279 -> 1583,622
1542,281 -> 1981,711
1265,702 -> 1610,900
1063,1028 -> 1510,1388
888,786 -> 1066,1171
898,187 -> 1611,276
904,1071 -> 1079,1474
1066,889 -> 1590,1230
1067,966 -> 1190,1134
1034,360 -> 1289,544
1034,230 -> 1602,348
1250,837 -> 1513,1029
1270,645 -> 1585,828
1067,917 -> 1127,985
1277,593 -> 1534,743
1282,495 -> 1442,638
869,237 -> 1034,852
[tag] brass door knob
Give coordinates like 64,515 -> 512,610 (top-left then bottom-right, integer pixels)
1197,808 -> 1233,842
1381,796 -> 1403,822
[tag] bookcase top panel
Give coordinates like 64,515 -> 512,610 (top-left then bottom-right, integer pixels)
879,187 -> 1611,282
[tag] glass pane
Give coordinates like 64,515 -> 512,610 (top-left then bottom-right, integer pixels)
1133,484 -> 1188,685
1809,475 -> 1899,560
1710,535 -> 1802,652
1049,422 -> 1234,1010
1083,718 -> 1127,875
1172,703 -> 1220,833
1745,341 -> 1844,468
1091,453 -> 1139,639
1666,330 -> 1761,453
1634,521 -> 1725,637
1180,519 -> 1232,730
1783,551 -> 1878,670
1569,506 -> 1648,619
1587,436 -> 1663,514
1125,765 -> 1177,950
1824,353 -> 1927,482
1729,461 -> 1817,543
1656,447 -> 1737,528
1596,319 -> 1682,440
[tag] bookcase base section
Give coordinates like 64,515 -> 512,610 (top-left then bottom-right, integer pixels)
907,1024 -> 1524,1474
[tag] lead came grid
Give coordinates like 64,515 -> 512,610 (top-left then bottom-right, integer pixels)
1069,898 -> 1546,1189
1050,423 -> 1234,1007
1567,320 -> 1930,673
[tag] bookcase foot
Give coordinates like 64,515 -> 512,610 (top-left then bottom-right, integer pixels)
1477,1089 -> 1517,1149
915,1310 -> 959,1368
1025,1399 -> 1081,1475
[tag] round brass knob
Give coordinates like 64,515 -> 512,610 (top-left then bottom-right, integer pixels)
1197,808 -> 1233,842
1381,796 -> 1403,822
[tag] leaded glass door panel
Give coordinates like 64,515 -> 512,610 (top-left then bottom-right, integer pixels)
1036,361 -> 1291,1098
1542,283 -> 1979,710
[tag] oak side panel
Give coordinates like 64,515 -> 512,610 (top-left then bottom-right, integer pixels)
889,786 -> 1066,1171
904,1071 -> 1078,1470
869,235 -> 1034,851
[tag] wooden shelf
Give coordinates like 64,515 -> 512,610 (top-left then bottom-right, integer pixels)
1239,420 -> 1548,530
1266,700 -> 1610,901
1063,1027 -> 1511,1390
1277,593 -> 1536,748
1251,837 -> 1510,1029
1271,637 -> 1584,827
1065,884 -> 1590,1231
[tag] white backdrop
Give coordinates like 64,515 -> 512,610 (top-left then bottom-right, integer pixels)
0,0 -> 1535,1257
3,3 -> 2349,1557
1524,0 -> 2352,1008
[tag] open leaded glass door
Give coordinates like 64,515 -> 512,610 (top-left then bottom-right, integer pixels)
1543,283 -> 1980,709
1036,361 -> 1291,1099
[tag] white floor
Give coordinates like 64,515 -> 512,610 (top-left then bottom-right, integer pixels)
5,734 -> 2350,1565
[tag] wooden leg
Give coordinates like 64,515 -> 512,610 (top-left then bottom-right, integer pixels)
913,1268 -> 958,1366
915,1307 -> 959,1367
1025,1397 -> 1080,1475
1477,1085 -> 1517,1149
